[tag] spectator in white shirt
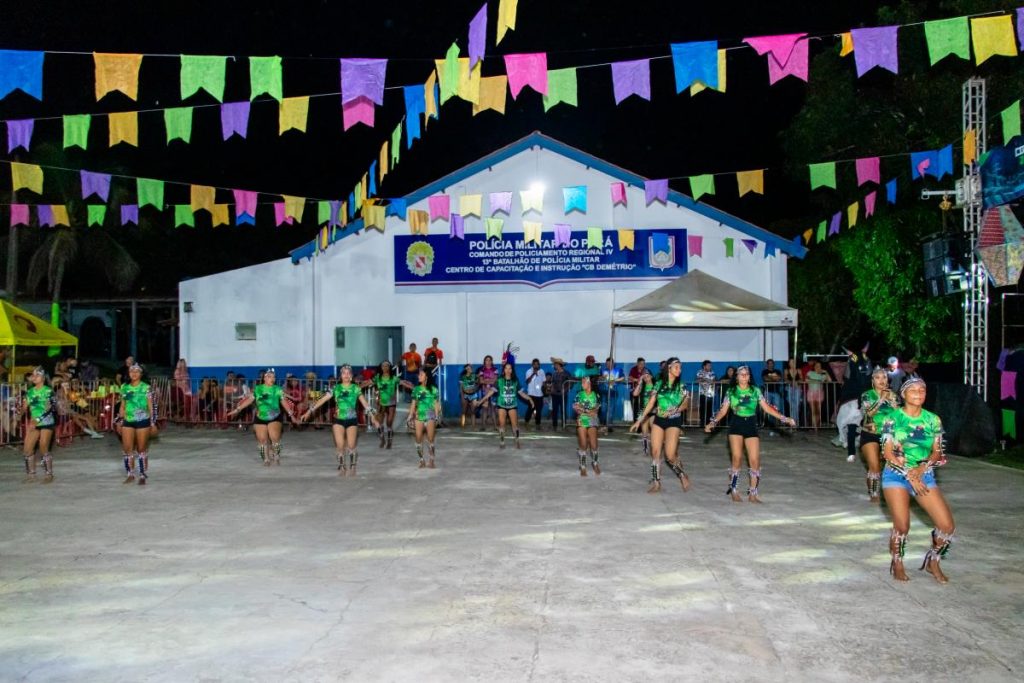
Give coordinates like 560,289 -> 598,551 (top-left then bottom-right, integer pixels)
523,358 -> 547,429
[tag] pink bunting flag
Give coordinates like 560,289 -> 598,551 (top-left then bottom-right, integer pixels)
342,97 -> 375,130
233,189 -> 257,217
429,194 -> 450,221
7,119 -> 33,152
10,203 -> 29,226
80,170 -> 111,201
553,222 -> 571,247
687,234 -> 703,257
489,191 -> 512,214
742,238 -> 757,254
1002,370 -> 1018,400
855,157 -> 880,186
450,213 -> 465,239
221,102 -> 250,139
864,191 -> 877,217
850,26 -> 900,76
340,58 -> 388,105
610,182 -> 627,206
273,203 -> 294,226
742,34 -> 809,84
610,59 -> 651,103
645,179 -> 668,205
504,53 -> 548,99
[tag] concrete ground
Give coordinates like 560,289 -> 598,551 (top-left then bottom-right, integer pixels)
1,418 -> 1022,683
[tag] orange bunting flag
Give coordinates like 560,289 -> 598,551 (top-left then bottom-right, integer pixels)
617,229 -> 635,250
108,111 -> 138,146
211,204 -> 230,227
190,185 -> 216,214
473,75 -> 509,115
736,170 -> 764,196
963,128 -> 977,166
94,53 -> 143,100
803,228 -> 814,244
839,32 -> 854,57
408,209 -> 429,234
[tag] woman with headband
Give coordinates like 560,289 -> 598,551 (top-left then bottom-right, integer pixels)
18,367 -> 56,483
631,357 -> 691,493
476,361 -> 530,450
410,367 -> 442,468
573,374 -> 601,476
705,364 -> 795,502
302,364 -> 378,476
878,377 -> 954,583
227,368 -> 296,465
118,363 -> 154,485
854,367 -> 899,502
368,360 -> 401,449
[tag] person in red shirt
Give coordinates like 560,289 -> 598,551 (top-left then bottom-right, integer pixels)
401,343 -> 422,402
423,338 -> 444,375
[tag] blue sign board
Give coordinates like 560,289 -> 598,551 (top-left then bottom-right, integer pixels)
394,228 -> 687,290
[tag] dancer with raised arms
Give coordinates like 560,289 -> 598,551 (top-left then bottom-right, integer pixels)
631,357 -> 691,494
410,368 -> 442,468
227,368 -> 296,465
302,364 -> 378,476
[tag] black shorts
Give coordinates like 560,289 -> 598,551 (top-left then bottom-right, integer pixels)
123,419 -> 152,430
653,415 -> 683,431
33,422 -> 55,431
860,431 -> 881,445
334,418 -> 359,428
254,416 -> 283,426
728,414 -> 759,439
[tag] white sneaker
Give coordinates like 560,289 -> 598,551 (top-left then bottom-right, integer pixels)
90,432 -> 106,439
846,453 -> 855,463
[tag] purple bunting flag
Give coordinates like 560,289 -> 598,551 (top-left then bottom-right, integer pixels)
220,101 -> 250,139
468,4 -> 488,69
120,204 -> 138,225
7,119 -> 33,152
829,212 -> 842,235
340,58 -> 388,105
450,213 -> 465,239
329,200 -> 341,227
489,191 -> 512,215
850,26 -> 900,76
80,170 -> 111,201
742,239 -> 757,254
38,205 -> 54,227
610,59 -> 651,104
553,223 -> 572,247
645,179 -> 668,205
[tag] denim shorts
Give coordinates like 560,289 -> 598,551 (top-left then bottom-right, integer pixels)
882,466 -> 936,496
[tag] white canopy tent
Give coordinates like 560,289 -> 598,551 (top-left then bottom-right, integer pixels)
609,269 -> 799,359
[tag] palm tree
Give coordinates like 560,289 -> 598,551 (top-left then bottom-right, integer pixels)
26,223 -> 140,304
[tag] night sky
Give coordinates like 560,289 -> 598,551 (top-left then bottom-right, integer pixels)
2,0 -> 899,296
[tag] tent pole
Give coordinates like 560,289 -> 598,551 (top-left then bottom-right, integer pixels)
609,324 -> 616,360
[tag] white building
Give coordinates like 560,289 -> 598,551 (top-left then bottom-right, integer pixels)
179,132 -> 804,407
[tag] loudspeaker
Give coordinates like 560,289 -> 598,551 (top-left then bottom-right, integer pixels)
926,382 -> 996,457
922,235 -> 968,297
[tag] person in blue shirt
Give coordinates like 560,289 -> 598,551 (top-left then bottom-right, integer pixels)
598,357 -> 625,430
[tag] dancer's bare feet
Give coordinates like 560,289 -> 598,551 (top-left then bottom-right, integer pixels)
592,462 -> 601,476
647,480 -> 661,493
42,474 -> 54,484
923,557 -> 948,584
418,459 -> 426,469
123,474 -> 135,484
890,559 -> 909,582
680,474 -> 691,492
427,458 -> 436,469
730,490 -> 742,502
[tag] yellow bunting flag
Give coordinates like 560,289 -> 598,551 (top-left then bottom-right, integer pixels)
460,194 -> 483,217
11,162 -> 43,194
587,227 -> 603,249
379,142 -> 389,183
363,203 -> 386,233
847,202 -> 859,227
283,195 -> 306,221
473,75 -> 508,115
211,204 -> 230,227
279,96 -> 309,134
354,181 -> 363,211
520,188 -> 544,214
523,220 -> 542,244
971,15 -> 1018,65
52,205 -> 70,226
839,32 -> 854,57
497,0 -> 518,44
408,209 -> 429,234
424,71 -> 439,127
190,185 -> 216,214
617,229 -> 635,250
691,50 -> 727,95
108,111 -> 138,146
94,53 -> 143,100
340,201 -> 348,227
963,128 -> 977,166
457,58 -> 482,104
736,170 -> 764,197
360,173 -> 369,201
803,228 -> 814,244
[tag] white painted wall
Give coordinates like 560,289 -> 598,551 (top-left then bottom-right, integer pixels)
180,144 -> 794,369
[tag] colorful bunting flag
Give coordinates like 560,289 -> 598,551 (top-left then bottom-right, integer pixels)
855,157 -> 881,186
586,227 -> 603,249
923,17 -> 970,65
764,243 -> 777,258
363,203 -> 386,232
850,26 -> 900,76
456,58 -> 482,104
687,235 -> 703,257
971,15 -> 1018,65
816,220 -> 826,243
343,98 -> 375,130
10,204 -> 29,226
317,201 -> 331,226
829,212 -> 841,235
409,209 -> 429,234
1019,8 -> 1024,52
37,205 -> 54,227
391,123 -> 402,166
190,185 -> 216,214
651,232 -> 670,256
474,75 -> 508,115
670,41 -> 718,92
1003,409 -> 1017,439
743,34 -> 809,84
490,191 -> 512,214
174,204 -> 195,228
809,162 -> 836,190
865,191 -> 877,217
404,85 -> 426,143
542,68 -> 577,111
164,107 -> 193,143
911,146 -> 953,179
341,58 -> 387,105
460,194 -> 483,217
1002,101 -> 1021,144
520,187 -> 544,214
283,195 -> 305,221
1003,372 -> 1018,400
273,203 -> 292,226
180,55 -> 226,101
724,237 -> 734,257
523,220 -> 542,245
429,195 -> 450,221
610,59 -> 651,103
424,71 -> 439,125
86,204 -> 106,227
137,179 -> 164,209
742,239 -> 757,254
485,217 -> 504,239
848,202 -> 859,227
610,182 -> 627,206
233,190 -> 257,218
7,119 -> 33,152
563,186 -> 587,213
839,32 -> 854,57
736,170 -> 764,197
553,223 -> 571,247
279,96 -> 309,134
645,179 -> 668,205
11,162 -> 43,194
379,142 -> 389,182
108,111 -> 138,146
81,171 -> 111,201
51,205 -> 70,227
504,53 -> 548,98
802,229 -> 813,245
121,204 -> 138,225
94,53 -> 143,100
63,114 -> 90,150
221,102 -> 250,139
438,43 -> 460,104
469,4 -> 488,68
0,50 -> 44,100
964,129 -> 977,166
386,198 -> 406,220
250,56 -> 283,101
886,179 -> 898,204
450,213 -> 466,239
496,0 -> 517,44
690,50 -> 727,95
617,229 -> 635,250
210,204 -> 230,227
689,174 -> 715,200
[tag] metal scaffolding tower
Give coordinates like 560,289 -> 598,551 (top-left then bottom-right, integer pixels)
962,78 -> 988,400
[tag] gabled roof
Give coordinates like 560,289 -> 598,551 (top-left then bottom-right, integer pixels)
291,131 -> 806,263
612,269 -> 797,329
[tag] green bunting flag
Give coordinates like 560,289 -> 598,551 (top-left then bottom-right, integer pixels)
63,114 -> 90,149
440,43 -> 460,104
724,237 -> 734,257
318,201 -> 331,225
1003,409 -> 1017,439
391,123 -> 402,164
180,55 -> 227,101
137,178 -> 164,209
174,204 -> 195,228
587,227 -> 603,248
816,220 -> 826,243
923,17 -> 970,65
1002,100 -> 1021,144
250,56 -> 283,101
809,162 -> 837,190
87,204 -> 106,226
164,107 -> 193,143
543,68 -> 578,111
689,174 -> 715,201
